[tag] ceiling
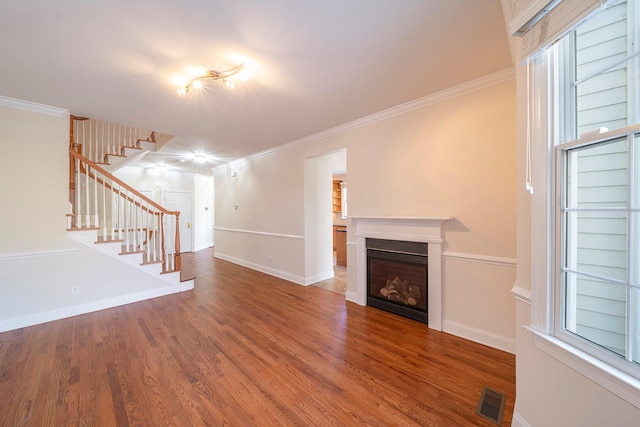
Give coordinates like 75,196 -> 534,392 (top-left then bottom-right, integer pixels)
0,0 -> 512,175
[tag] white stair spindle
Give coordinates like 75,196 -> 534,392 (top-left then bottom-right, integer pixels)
88,120 -> 92,163
93,168 -> 98,228
102,173 -> 107,240
75,157 -> 81,227
100,122 -> 104,157
144,203 -> 150,261
133,195 -> 138,250
115,184 -> 121,240
152,212 -> 157,262
122,187 -> 127,247
85,164 -> 90,227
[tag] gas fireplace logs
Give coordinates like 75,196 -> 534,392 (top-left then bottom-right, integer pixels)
379,276 -> 421,306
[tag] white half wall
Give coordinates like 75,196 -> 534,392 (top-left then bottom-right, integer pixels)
0,246 -> 175,332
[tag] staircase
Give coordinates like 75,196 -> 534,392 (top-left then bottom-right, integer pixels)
67,116 -> 194,291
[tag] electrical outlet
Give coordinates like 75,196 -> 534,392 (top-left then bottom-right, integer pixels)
71,285 -> 79,295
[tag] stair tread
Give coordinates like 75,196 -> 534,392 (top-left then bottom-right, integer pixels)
95,239 -> 124,244
141,260 -> 164,265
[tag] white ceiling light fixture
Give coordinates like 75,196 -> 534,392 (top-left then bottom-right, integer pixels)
194,154 -> 207,163
177,64 -> 246,95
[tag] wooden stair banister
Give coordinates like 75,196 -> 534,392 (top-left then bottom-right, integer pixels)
69,148 -> 182,273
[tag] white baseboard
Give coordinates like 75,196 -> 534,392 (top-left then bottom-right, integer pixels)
214,252 -> 305,285
345,291 -> 360,304
304,270 -> 335,286
0,286 -> 177,333
442,320 -> 515,354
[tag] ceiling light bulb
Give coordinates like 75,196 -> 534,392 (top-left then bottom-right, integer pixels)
177,87 -> 188,96
194,154 -> 207,163
238,68 -> 250,81
224,78 -> 236,89
192,79 -> 204,90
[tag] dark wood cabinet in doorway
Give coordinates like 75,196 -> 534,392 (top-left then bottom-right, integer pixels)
333,226 -> 347,267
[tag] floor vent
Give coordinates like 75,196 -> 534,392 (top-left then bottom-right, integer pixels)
476,386 -> 506,425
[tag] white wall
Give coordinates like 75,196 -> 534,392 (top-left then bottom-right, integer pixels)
304,153 -> 334,284
0,99 -> 181,332
114,166 -> 215,252
194,174 -> 214,251
114,166 -> 195,203
214,72 -> 517,352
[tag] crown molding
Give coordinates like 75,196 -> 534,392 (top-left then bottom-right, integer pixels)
0,95 -> 68,117
236,67 -> 516,164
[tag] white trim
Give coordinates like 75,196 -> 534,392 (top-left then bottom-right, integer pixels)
345,291 -> 358,304
221,68 -> 515,165
443,251 -> 517,267
0,286 -> 176,333
214,226 -> 304,240
305,270 -> 335,286
512,284 -> 532,304
214,252 -> 305,285
350,215 -> 452,222
0,95 -> 68,117
443,320 -> 516,354
527,327 -> 640,409
0,247 -> 79,260
510,0 -> 562,35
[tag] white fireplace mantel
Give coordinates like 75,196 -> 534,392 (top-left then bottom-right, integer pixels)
350,216 -> 452,331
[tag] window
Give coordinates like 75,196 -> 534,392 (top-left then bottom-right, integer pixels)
552,0 -> 640,379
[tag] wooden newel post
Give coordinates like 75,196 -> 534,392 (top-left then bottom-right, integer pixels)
174,213 -> 181,271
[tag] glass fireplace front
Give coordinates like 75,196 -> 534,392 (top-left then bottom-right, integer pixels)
366,238 -> 428,323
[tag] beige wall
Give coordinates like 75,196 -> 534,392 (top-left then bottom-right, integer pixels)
346,80 -> 516,257
0,105 -> 70,252
214,75 -> 517,351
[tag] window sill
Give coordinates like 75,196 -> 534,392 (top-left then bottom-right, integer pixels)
526,326 -> 640,409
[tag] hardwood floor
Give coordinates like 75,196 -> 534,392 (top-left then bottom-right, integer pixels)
0,247 -> 515,426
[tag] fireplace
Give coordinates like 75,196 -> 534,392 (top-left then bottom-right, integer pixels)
367,238 -> 428,323
352,216 -> 449,330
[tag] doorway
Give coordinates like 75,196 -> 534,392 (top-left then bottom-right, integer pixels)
163,190 -> 193,253
306,149 -> 347,295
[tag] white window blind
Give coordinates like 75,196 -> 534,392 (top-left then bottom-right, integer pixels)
515,0 -> 615,62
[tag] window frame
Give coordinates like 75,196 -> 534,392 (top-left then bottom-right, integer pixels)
524,2 -> 640,406
555,126 -> 640,377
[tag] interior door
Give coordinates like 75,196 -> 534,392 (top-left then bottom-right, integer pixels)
163,191 -> 192,253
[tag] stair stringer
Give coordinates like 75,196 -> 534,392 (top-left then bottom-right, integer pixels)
67,228 -> 194,292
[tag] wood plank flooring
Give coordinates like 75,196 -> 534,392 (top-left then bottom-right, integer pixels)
0,247 -> 515,426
